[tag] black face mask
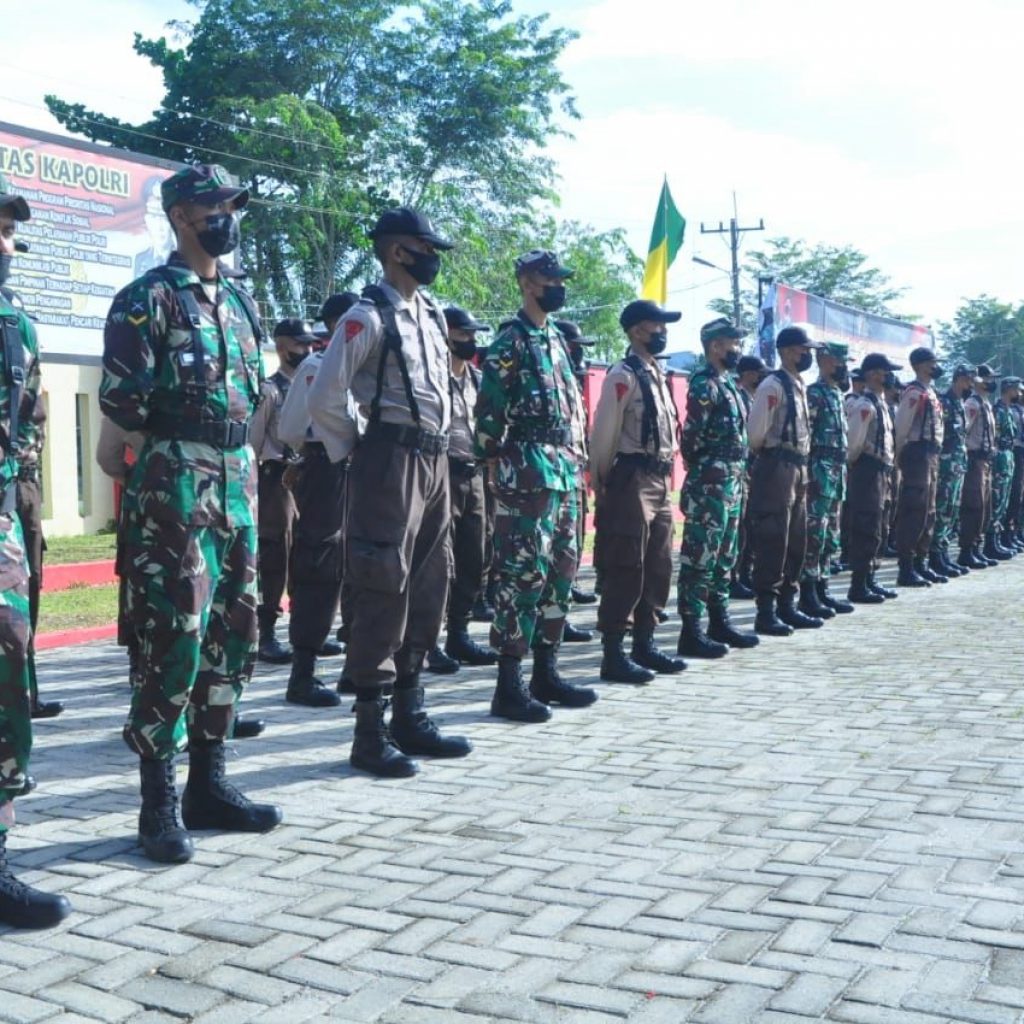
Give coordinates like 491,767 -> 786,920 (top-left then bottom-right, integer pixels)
984,380 -> 997,393
795,351 -> 813,374
451,340 -> 477,361
400,246 -> 441,286
0,254 -> 11,288
721,349 -> 740,370
646,331 -> 668,356
284,351 -> 308,370
930,364 -> 945,381
538,284 -> 566,313
833,367 -> 850,390
194,213 -> 240,257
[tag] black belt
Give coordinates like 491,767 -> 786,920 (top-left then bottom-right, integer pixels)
856,453 -> 892,472
968,449 -> 994,463
365,421 -> 448,455
616,452 -> 673,476
260,459 -> 289,477
507,423 -> 573,446
147,413 -> 250,449
812,445 -> 846,461
448,457 -> 479,479
703,445 -> 747,461
16,464 -> 39,483
760,447 -> 808,467
905,439 -> 942,456
303,440 -> 328,460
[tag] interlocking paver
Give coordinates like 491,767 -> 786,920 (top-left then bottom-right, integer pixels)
6,563 -> 1024,1020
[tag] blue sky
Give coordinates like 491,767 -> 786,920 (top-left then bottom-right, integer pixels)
5,0 -> 1021,348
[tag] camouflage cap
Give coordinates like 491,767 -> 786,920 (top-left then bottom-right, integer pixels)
1001,376 -> 1023,390
160,163 -> 249,213
821,341 -> 853,361
700,316 -> 747,343
0,173 -> 30,221
514,249 -> 574,279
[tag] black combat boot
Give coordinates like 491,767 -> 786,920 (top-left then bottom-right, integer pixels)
138,758 -> 194,864
530,644 -> 599,706
336,674 -> 356,696
445,625 -> 498,666
631,630 -> 687,673
847,571 -> 885,604
318,639 -> 345,657
286,648 -> 342,707
977,540 -> 998,567
425,645 -> 460,674
677,615 -> 730,658
257,610 -> 292,665
916,556 -> 947,584
754,594 -> 794,636
182,741 -> 283,832
983,531 -> 1010,561
798,578 -> 834,619
868,571 -> 898,599
777,586 -> 824,629
0,831 -> 71,929
897,557 -> 931,587
562,621 -> 594,643
390,682 -> 472,757
570,585 -> 598,605
817,578 -> 854,614
491,656 -> 552,722
350,696 -> 418,776
934,550 -> 962,578
471,594 -> 496,622
1004,529 -> 1024,553
232,716 -> 266,739
707,603 -> 760,648
729,573 -> 754,600
29,679 -> 63,719
600,633 -> 656,683
959,544 -> 986,569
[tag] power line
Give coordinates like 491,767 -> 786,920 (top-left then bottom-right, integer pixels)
699,194 -> 765,326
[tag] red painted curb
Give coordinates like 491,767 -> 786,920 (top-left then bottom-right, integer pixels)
35,623 -> 118,651
44,560 -> 117,592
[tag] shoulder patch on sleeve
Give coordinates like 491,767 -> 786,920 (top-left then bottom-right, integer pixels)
860,407 -> 871,421
614,381 -> 629,402
344,320 -> 363,343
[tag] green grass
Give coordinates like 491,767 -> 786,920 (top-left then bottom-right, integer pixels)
37,583 -> 119,633
46,531 -> 118,565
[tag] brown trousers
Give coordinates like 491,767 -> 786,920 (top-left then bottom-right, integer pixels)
895,442 -> 940,560
959,452 -> 992,552
343,436 -> 450,693
748,450 -> 808,596
288,444 -> 346,653
596,463 -> 673,635
448,462 -> 487,627
257,461 -> 297,617
848,456 -> 890,574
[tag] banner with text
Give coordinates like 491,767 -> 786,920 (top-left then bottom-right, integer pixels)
0,122 -> 180,357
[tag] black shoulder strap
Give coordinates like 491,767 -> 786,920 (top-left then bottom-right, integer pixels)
503,315 -> 552,424
866,390 -> 885,454
0,312 -> 25,454
772,369 -> 798,445
156,268 -> 206,389
362,285 -> 420,427
623,353 -> 660,453
222,279 -> 265,346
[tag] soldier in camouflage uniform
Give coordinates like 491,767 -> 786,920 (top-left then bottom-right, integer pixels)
676,318 -> 760,658
799,342 -> 855,619
101,164 -> 282,865
0,176 -> 71,928
989,377 -> 1021,559
929,365 -> 972,578
1008,390 -> 1024,548
475,250 -> 597,722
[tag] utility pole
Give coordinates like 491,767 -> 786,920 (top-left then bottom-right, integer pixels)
700,195 -> 764,327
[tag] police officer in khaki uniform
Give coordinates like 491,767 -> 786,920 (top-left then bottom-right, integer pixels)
846,353 -> 901,602
893,347 -> 946,587
746,326 -> 824,635
959,363 -> 998,567
590,300 -> 685,684
251,318 -> 315,663
307,207 -> 471,778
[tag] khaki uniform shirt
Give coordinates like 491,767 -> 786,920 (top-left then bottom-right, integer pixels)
894,380 -> 944,453
307,280 -> 451,462
747,369 -> 810,455
448,363 -> 479,462
847,390 -> 894,465
589,354 -> 678,488
964,394 -> 996,453
249,371 -> 295,462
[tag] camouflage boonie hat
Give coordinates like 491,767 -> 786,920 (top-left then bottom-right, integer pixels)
161,163 -> 249,213
0,173 -> 30,221
823,341 -> 853,361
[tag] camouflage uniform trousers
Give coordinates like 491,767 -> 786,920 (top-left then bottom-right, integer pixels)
991,450 -> 1014,533
0,511 -> 32,826
931,453 -> 966,556
122,511 -> 258,760
677,458 -> 744,618
490,486 -> 578,658
802,457 -> 845,581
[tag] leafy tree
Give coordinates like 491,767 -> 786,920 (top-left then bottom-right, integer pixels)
709,236 -> 909,331
939,296 -> 1024,376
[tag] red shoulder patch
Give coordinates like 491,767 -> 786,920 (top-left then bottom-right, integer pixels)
767,394 -> 778,411
860,407 -> 871,421
614,382 -> 629,402
344,320 -> 362,342
306,375 -> 316,386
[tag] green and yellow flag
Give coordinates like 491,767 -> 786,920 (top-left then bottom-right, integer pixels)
641,179 -> 686,304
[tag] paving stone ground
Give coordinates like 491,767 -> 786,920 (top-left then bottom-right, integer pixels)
5,558 -> 1024,1023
